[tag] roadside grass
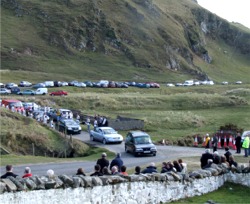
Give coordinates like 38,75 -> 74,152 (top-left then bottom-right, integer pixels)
172,182 -> 250,204
0,147 -> 115,167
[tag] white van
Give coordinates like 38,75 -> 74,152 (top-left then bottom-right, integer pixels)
44,81 -> 54,87
35,88 -> 48,95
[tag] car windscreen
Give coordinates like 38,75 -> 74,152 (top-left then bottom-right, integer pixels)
10,102 -> 23,107
134,136 -> 151,144
65,120 -> 77,126
103,128 -> 116,134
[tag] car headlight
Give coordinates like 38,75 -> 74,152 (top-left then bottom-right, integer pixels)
151,147 -> 157,151
68,127 -> 72,130
78,127 -> 82,130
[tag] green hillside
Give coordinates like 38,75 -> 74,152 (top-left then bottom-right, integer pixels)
1,0 -> 250,83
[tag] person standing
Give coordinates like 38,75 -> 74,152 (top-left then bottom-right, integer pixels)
110,153 -> 123,172
212,134 -> 218,152
86,117 -> 91,133
235,133 -> 242,154
205,134 -> 211,149
242,136 -> 250,157
1,165 -> 18,178
96,152 -> 109,173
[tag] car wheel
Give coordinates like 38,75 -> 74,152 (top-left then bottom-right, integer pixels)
31,93 -> 34,95
102,139 -> 107,145
90,135 -> 95,141
42,93 -> 46,95
125,146 -> 129,153
152,153 -> 156,157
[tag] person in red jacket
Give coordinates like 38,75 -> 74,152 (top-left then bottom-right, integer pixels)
22,167 -> 32,178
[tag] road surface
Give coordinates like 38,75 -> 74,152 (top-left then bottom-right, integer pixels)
0,131 -> 225,176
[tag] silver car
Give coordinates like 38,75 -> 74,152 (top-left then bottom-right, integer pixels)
90,127 -> 123,144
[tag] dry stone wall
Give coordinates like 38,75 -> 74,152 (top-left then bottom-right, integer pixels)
0,165 -> 249,204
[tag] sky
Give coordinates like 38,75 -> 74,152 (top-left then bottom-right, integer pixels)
197,0 -> 250,29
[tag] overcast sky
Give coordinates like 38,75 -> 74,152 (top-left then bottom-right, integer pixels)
197,0 -> 250,29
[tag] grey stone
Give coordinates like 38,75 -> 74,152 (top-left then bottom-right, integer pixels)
34,176 -> 45,190
58,175 -> 74,188
24,178 -> 37,190
72,176 -> 82,188
92,177 -> 103,186
45,180 -> 56,189
106,175 -> 127,184
8,176 -> 25,191
81,176 -> 93,187
1,178 -> 17,192
0,182 -> 7,194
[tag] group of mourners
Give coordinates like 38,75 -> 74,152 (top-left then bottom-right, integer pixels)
1,153 -> 187,180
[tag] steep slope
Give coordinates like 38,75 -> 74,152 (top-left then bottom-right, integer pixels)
1,0 -> 250,82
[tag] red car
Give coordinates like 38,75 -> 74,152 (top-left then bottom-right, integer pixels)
49,90 -> 68,96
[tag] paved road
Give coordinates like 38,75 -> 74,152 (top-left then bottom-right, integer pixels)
0,131 -> 225,176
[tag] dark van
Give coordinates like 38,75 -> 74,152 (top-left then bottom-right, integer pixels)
125,131 -> 157,157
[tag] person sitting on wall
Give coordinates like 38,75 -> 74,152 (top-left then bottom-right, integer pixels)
173,160 -> 183,172
141,162 -> 158,174
220,155 -> 230,168
228,155 -> 238,168
200,149 -> 214,169
90,164 -> 103,177
120,165 -> 128,176
134,166 -> 141,175
102,167 -> 111,175
1,165 -> 18,178
22,167 -> 32,178
161,162 -> 176,173
224,146 -> 232,163
76,168 -> 86,176
213,151 -> 221,164
111,166 -> 120,175
202,159 -> 213,169
178,159 -> 187,174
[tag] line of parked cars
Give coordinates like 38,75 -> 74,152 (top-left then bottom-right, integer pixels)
166,80 -> 243,87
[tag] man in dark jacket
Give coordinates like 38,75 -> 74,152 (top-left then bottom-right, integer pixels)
200,149 -> 214,168
141,162 -> 158,174
90,164 -> 103,177
1,165 -> 18,178
212,134 -> 218,152
224,147 -> 232,163
235,133 -> 242,154
96,152 -> 109,173
110,153 -> 123,172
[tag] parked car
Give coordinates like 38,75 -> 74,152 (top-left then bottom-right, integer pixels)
235,81 -> 242,84
58,118 -> 81,135
22,102 -> 39,111
54,81 -> 62,87
221,81 -> 228,85
84,81 -> 93,87
5,83 -> 18,89
1,99 -> 24,112
68,80 -> 78,86
0,83 -> 5,88
175,83 -> 183,87
10,87 -> 21,94
125,131 -> 157,157
166,83 -> 175,87
17,89 -> 36,95
44,81 -> 54,87
90,127 -> 123,144
74,82 -> 86,87
19,81 -> 32,87
50,90 -> 68,96
35,88 -> 48,95
49,108 -> 73,121
33,83 -> 46,89
61,82 -> 68,86
0,88 -> 11,95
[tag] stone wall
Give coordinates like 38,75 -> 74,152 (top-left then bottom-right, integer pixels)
1,165 -> 249,204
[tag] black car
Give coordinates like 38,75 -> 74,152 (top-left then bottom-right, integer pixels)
125,131 -> 157,157
58,119 -> 82,135
54,81 -> 62,87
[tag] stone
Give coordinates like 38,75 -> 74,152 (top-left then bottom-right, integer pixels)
8,176 -> 25,191
58,175 -> 74,188
24,178 -> 37,190
44,180 -> 56,189
106,176 -> 127,184
72,176 -> 84,187
92,177 -> 103,186
0,182 -> 7,194
34,176 -> 45,190
81,176 -> 93,187
1,178 -> 17,192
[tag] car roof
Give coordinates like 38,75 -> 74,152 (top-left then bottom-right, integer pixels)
98,127 -> 114,130
128,131 -> 149,137
59,109 -> 71,111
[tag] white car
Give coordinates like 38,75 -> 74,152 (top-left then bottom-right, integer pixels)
19,81 -> 32,87
166,83 -> 175,87
235,81 -> 242,84
75,82 -> 86,87
221,81 -> 228,85
90,127 -> 123,144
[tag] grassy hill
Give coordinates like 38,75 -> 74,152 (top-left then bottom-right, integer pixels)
1,0 -> 250,83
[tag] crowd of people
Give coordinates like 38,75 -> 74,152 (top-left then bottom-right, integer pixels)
1,153 -> 188,179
